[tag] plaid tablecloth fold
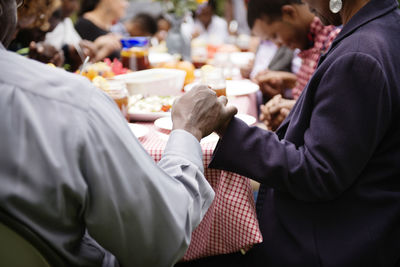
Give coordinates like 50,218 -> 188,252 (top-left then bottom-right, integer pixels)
138,123 -> 263,261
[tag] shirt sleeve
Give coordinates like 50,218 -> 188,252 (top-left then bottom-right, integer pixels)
210,52 -> 391,202
79,89 -> 214,266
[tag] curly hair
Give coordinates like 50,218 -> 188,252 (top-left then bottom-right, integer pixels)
18,0 -> 61,31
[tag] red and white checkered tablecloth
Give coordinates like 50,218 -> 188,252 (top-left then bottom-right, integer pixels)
137,122 -> 263,261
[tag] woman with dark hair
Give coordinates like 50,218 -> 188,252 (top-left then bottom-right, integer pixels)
78,0 -> 97,16
75,0 -> 128,59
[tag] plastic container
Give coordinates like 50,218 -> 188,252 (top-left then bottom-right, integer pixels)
120,37 -> 150,71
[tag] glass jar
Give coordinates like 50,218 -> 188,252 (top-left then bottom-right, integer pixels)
191,39 -> 208,69
120,37 -> 150,71
105,79 -> 130,121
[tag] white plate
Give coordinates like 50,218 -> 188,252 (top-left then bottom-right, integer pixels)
154,113 -> 256,132
128,123 -> 149,138
154,116 -> 173,131
184,79 -> 259,96
128,95 -> 175,121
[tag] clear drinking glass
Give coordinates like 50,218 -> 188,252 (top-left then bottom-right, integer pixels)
201,67 -> 226,97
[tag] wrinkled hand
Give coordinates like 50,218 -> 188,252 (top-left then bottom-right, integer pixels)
172,85 -> 238,141
259,94 -> 295,131
29,41 -> 64,67
254,70 -> 297,99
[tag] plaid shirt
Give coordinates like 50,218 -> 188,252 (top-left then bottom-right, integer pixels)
292,17 -> 340,100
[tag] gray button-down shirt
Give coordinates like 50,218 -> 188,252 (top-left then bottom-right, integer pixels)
0,44 -> 214,267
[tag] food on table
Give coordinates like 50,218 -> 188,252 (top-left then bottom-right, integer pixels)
104,58 -> 129,76
92,76 -> 110,91
128,95 -> 176,113
91,76 -> 129,120
156,60 -> 195,86
79,58 -> 129,81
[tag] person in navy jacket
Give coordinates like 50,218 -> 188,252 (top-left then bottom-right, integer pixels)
174,0 -> 400,266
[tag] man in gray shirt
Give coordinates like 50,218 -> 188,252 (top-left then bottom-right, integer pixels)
0,0 -> 237,266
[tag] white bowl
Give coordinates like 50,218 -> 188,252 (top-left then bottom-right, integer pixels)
114,68 -> 186,96
148,52 -> 174,66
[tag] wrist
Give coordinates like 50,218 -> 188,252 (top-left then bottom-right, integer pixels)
173,124 -> 202,142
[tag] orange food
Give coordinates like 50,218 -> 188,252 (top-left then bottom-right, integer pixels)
177,61 -> 195,85
161,105 -> 172,112
157,60 -> 195,86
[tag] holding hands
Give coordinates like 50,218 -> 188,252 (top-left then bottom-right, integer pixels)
172,85 -> 238,141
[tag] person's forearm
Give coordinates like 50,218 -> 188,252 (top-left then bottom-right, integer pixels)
159,130 -> 214,221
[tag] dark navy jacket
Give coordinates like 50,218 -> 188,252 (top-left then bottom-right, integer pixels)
209,0 -> 400,266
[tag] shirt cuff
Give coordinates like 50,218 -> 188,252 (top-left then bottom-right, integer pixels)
163,129 -> 204,173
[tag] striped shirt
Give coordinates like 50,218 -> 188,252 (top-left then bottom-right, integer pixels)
292,17 -> 340,100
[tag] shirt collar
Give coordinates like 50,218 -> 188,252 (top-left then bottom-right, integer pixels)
306,17 -> 325,49
297,17 -> 326,58
331,0 -> 398,48
0,43 -> 5,51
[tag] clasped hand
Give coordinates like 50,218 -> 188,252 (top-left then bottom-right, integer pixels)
254,70 -> 297,99
172,85 -> 238,141
260,94 -> 296,131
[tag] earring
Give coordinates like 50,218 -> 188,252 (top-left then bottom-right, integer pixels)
329,0 -> 342,13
